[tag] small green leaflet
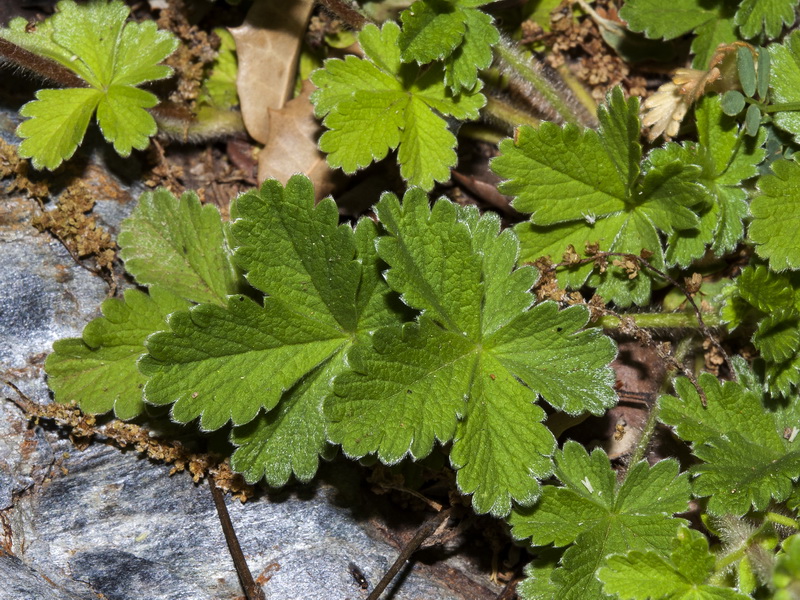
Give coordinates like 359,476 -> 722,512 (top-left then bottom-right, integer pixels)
659,371 -> 800,516
398,0 -> 499,93
493,87 -> 711,306
735,0 -> 800,39
325,190 -> 617,517
723,266 -> 800,396
774,534 -> 800,599
0,0 -> 178,169
142,176 -> 403,484
46,286 -> 189,420
768,31 -> 800,146
310,21 -> 485,191
597,527 -> 751,600
196,28 -> 239,110
619,0 -> 737,68
509,442 -> 690,600
118,188 -> 238,306
749,158 -> 800,270
665,94 -> 766,266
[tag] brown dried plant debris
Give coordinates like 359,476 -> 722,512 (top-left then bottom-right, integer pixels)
156,0 -> 220,111
3,383 -> 254,502
522,0 -> 647,102
0,139 -> 49,200
31,180 -> 116,271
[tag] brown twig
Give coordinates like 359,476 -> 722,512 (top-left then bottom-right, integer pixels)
366,507 -> 453,600
495,576 -> 519,600
208,474 -> 266,600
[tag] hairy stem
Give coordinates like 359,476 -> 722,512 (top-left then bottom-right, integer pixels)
597,312 -> 723,329
0,38 -> 87,88
494,39 -> 594,127
152,105 -> 246,142
317,0 -> 371,29
482,94 -> 541,132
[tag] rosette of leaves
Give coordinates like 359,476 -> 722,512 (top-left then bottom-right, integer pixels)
0,0 -> 178,169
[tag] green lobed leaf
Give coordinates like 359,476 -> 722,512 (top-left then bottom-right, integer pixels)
399,0 -> 467,65
510,442 -> 690,600
735,0 -> 799,40
310,21 -> 485,190
597,527 -> 751,600
118,188 -> 238,306
443,7 -> 498,93
774,534 -> 800,598
141,176 -> 401,440
768,31 -> 800,145
45,286 -> 189,420
197,28 -> 239,110
0,0 -> 178,169
325,191 -> 617,516
659,372 -> 800,515
749,158 -> 800,270
619,0 -> 737,68
495,87 -> 710,306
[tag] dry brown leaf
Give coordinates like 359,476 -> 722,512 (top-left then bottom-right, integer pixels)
229,0 -> 315,144
259,80 -> 344,200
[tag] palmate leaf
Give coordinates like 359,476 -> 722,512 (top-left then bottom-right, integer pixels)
509,442 -> 690,600
398,0 -> 498,93
310,21 -> 485,190
749,158 -> 800,270
597,527 -> 751,600
659,371 -> 800,515
735,0 -> 800,39
493,87 -> 711,306
142,176 -> 403,483
325,190 -> 617,516
0,0 -> 177,169
46,286 -> 189,420
44,191 -> 236,420
768,31 -> 800,146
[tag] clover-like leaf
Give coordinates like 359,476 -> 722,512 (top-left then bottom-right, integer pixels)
118,188 -> 239,306
0,0 -> 178,169
509,442 -> 690,600
494,87 -> 711,306
325,190 -> 618,517
598,527 -> 751,600
659,372 -> 800,515
310,21 -> 485,190
45,286 -> 189,420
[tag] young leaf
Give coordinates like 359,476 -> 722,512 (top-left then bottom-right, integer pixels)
0,0 -> 178,169
749,158 -> 800,270
117,188 -> 239,306
597,527 -> 751,600
723,266 -> 800,396
326,190 -> 617,517
659,372 -> 800,515
141,176 -> 403,484
310,21 -> 485,190
494,87 -> 711,306
619,0 -> 737,68
735,0 -> 799,39
509,442 -> 690,600
665,94 -> 766,265
45,286 -> 189,420
774,534 -> 800,599
196,28 -> 239,110
398,0 -> 498,93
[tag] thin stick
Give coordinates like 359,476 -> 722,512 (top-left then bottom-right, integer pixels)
366,508 -> 452,600
208,474 -> 266,600
495,577 -> 519,600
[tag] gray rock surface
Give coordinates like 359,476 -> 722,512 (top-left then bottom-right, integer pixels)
0,126 -> 500,598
